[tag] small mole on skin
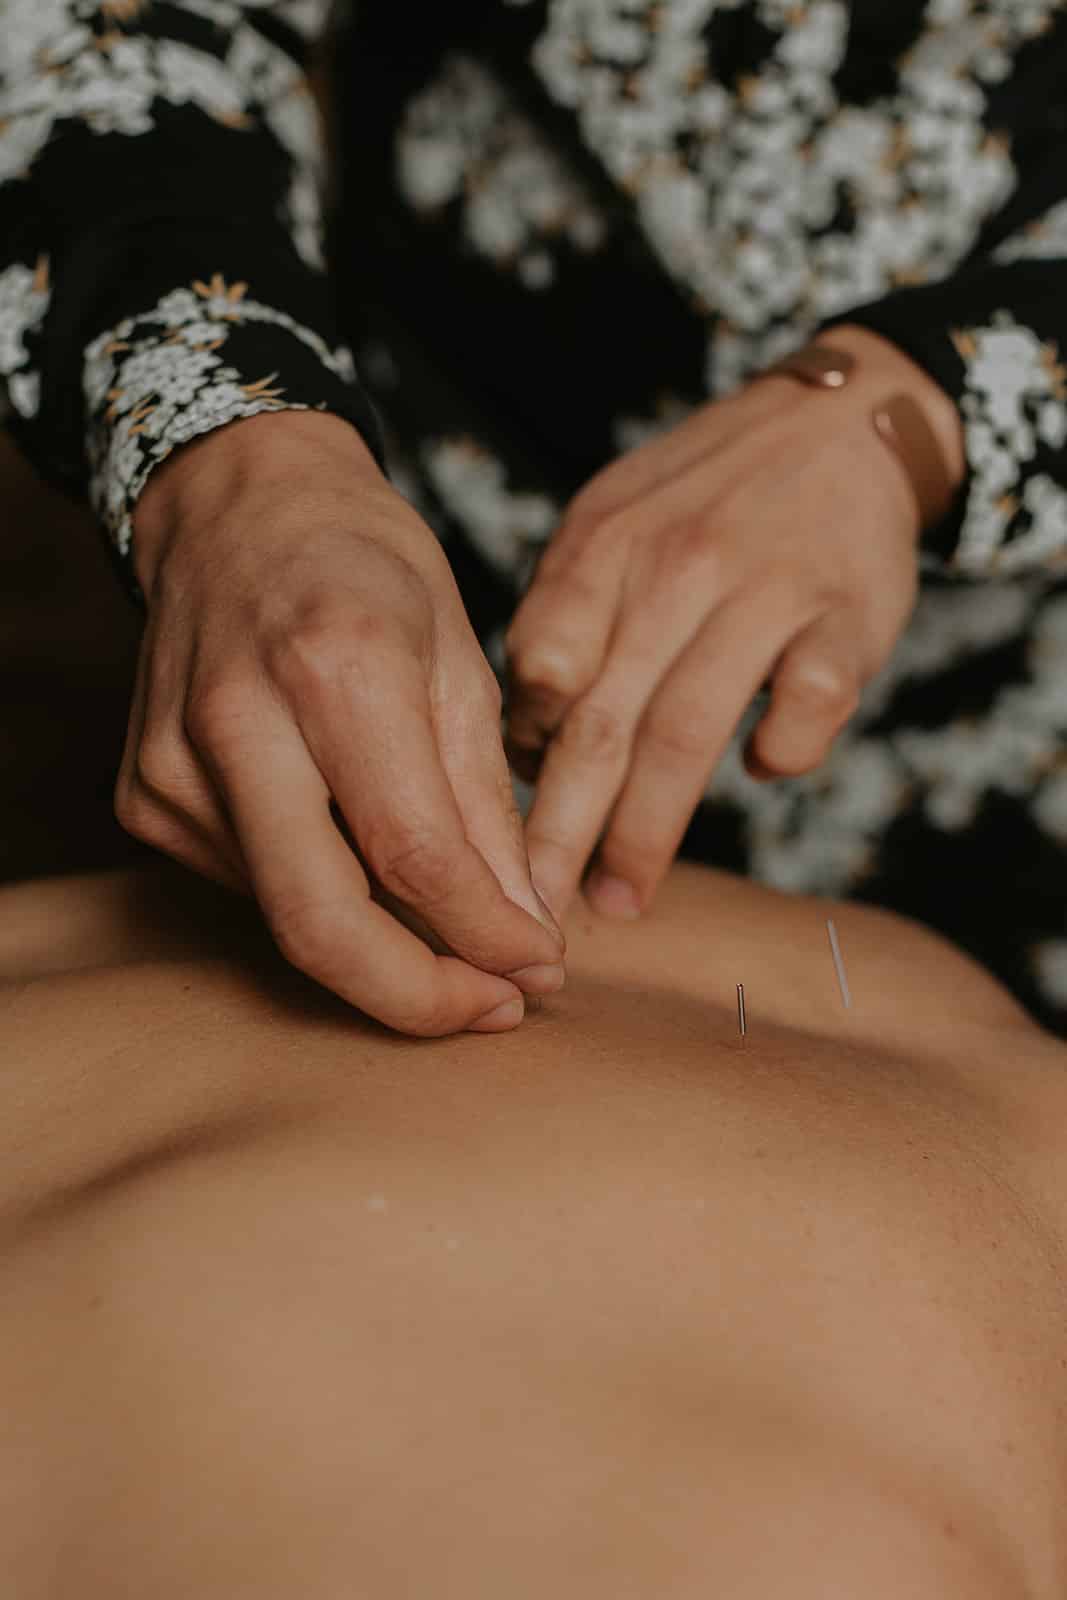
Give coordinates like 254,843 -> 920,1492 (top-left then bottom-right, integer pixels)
366,1192 -> 388,1215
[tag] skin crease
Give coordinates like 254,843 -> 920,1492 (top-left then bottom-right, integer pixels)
504,323 -> 968,926
127,324 -> 964,1038
0,860 -> 1066,1598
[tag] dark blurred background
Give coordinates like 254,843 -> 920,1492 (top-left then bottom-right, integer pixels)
0,430 -> 149,884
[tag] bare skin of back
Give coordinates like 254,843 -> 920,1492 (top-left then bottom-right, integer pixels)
0,860 -> 1065,1599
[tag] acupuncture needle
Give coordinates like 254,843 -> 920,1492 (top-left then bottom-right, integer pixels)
826,918 -> 852,1010
736,982 -> 747,1043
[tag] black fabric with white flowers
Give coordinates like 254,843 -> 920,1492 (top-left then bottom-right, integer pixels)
1,1 -> 1065,1031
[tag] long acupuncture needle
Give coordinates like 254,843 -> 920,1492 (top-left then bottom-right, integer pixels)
826,918 -> 852,1010
736,982 -> 747,1042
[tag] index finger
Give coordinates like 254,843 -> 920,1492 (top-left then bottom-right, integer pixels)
199,704 -> 529,1037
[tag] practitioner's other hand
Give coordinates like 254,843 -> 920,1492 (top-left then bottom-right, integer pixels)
505,325 -> 965,923
119,411 -> 565,1037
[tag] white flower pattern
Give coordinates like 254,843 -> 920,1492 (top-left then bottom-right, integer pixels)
0,259 -> 50,417
531,0 -> 1041,356
84,275 -> 356,557
994,198 -> 1067,266
532,0 -> 1067,569
397,54 -> 608,289
0,0 -> 327,266
1031,940 -> 1067,1006
420,436 -> 559,579
950,312 -> 1067,574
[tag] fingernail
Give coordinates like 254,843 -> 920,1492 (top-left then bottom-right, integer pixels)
469,996 -> 526,1032
506,962 -> 566,996
585,872 -> 641,919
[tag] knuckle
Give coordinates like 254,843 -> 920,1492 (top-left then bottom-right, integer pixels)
558,700 -> 629,765
266,618 -> 345,692
268,895 -> 344,975
184,679 -> 253,749
509,574 -> 603,687
365,827 -> 460,910
667,515 -> 717,569
642,709 -> 709,765
782,659 -> 859,721
510,661 -> 570,703
509,636 -> 586,701
267,605 -> 392,693
113,777 -> 150,836
114,781 -> 171,849
133,736 -> 187,801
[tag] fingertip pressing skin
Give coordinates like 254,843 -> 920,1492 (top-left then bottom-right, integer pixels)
504,961 -> 567,995
583,872 -> 642,919
467,995 -> 527,1032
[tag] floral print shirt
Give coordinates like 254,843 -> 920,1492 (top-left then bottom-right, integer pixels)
2,0 -> 1067,583
0,0 -> 384,582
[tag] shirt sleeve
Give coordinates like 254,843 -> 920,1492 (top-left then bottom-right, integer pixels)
821,204 -> 1067,581
0,0 -> 385,601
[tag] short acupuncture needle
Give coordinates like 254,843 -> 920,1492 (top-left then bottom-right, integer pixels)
737,982 -> 747,1043
826,918 -> 852,1010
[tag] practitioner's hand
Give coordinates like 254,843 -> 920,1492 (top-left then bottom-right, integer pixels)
118,411 -> 565,1037
505,325 -> 965,923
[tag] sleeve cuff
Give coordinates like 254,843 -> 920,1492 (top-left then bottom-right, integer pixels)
83,273 -> 385,588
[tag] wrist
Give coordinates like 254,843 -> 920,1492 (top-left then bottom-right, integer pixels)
812,324 -> 967,499
132,410 -> 384,595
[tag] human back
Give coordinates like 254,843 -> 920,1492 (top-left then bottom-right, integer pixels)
0,860 -> 1065,1597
